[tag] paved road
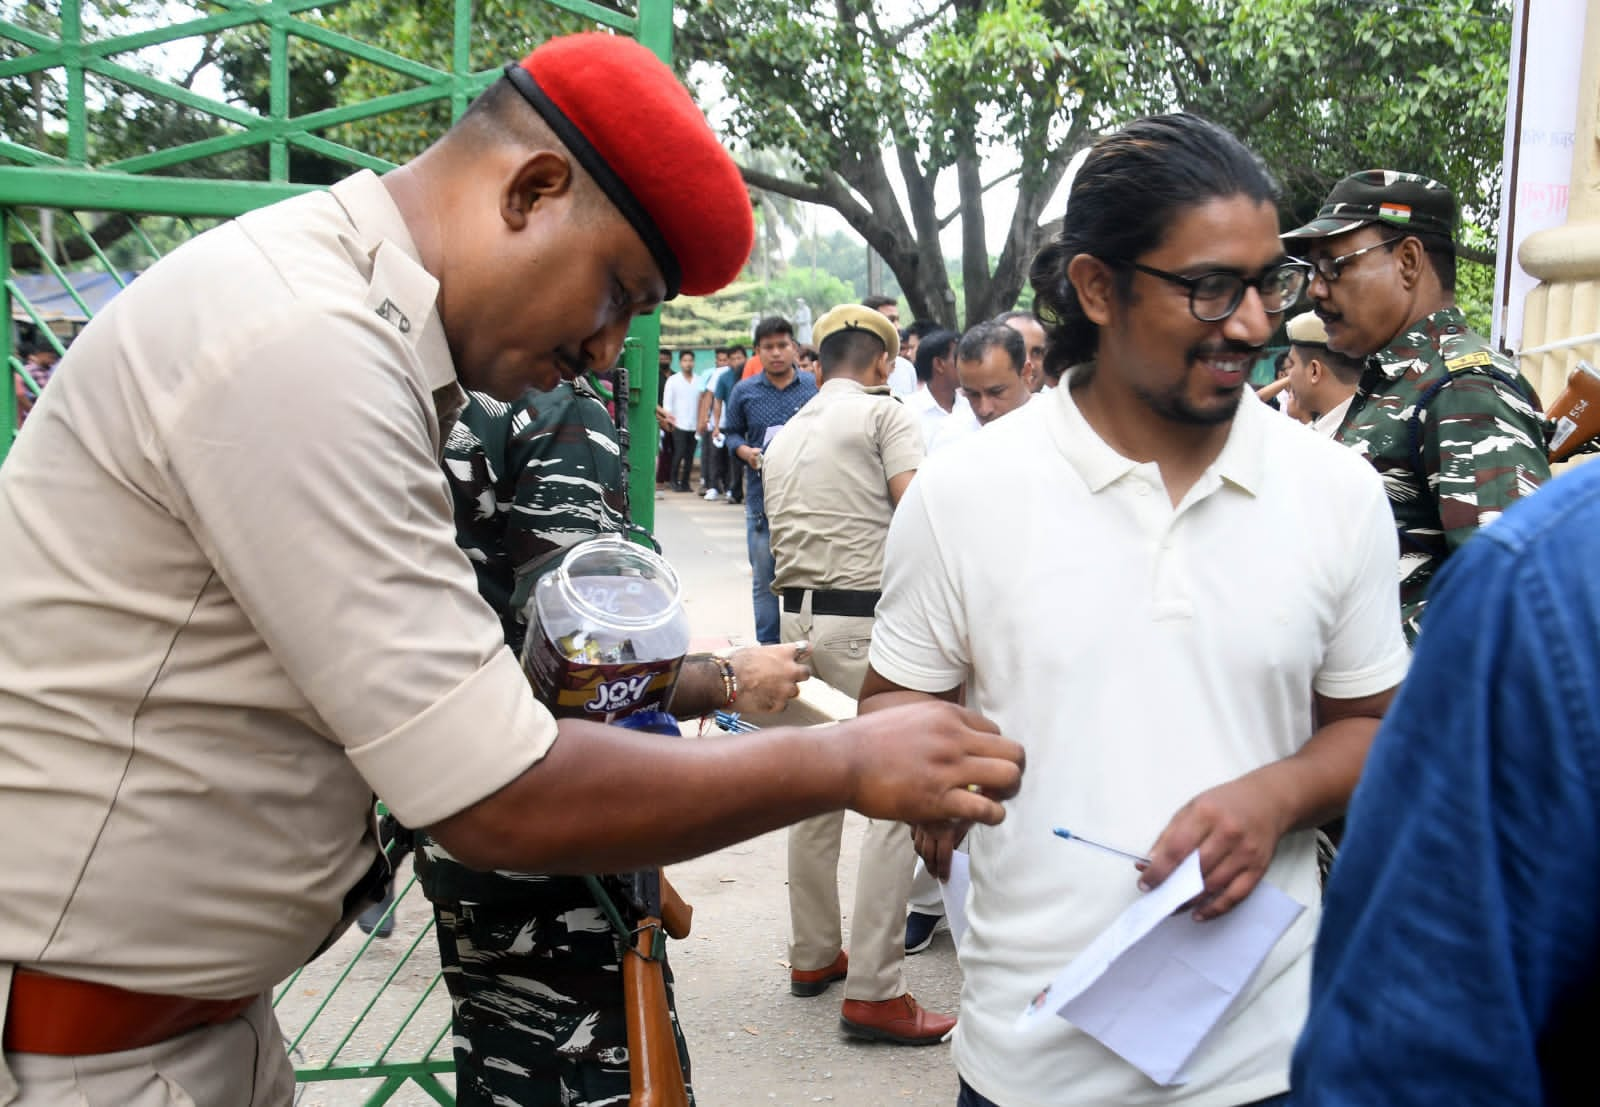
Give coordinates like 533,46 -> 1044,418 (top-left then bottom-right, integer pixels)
284,483 -> 968,1106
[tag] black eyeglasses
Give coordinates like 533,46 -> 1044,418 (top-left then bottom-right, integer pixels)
1116,259 -> 1311,322
1303,237 -> 1404,283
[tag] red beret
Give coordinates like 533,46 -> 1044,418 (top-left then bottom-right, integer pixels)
505,34 -> 754,299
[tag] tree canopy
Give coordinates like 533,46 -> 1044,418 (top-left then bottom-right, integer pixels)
680,0 -> 1511,325
6,0 -> 1513,329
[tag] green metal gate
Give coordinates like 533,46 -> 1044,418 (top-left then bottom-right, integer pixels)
2,2 -> 672,1101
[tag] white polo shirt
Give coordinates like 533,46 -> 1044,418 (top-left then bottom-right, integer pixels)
871,378 -> 1407,1106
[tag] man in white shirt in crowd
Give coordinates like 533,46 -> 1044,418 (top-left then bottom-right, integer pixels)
903,328 -> 963,450
928,323 -> 1029,454
662,348 -> 701,492
861,113 -> 1407,1107
864,294 -> 918,397
1280,311 -> 1363,438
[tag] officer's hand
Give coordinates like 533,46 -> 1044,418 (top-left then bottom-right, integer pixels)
840,701 -> 1022,826
911,820 -> 971,881
728,642 -> 810,713
1139,775 -> 1289,921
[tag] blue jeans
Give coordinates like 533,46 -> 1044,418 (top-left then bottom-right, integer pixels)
957,1079 -> 1287,1106
745,509 -> 779,645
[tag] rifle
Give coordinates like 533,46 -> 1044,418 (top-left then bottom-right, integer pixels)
621,869 -> 692,1107
594,710 -> 694,1107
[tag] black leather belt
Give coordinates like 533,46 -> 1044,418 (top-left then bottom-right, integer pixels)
781,588 -> 880,618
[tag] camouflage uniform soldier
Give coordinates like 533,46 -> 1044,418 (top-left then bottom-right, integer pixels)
417,379 -> 809,1106
416,379 -> 658,1105
1283,171 -> 1550,644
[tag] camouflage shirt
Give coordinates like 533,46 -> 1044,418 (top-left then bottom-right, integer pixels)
419,378 -> 628,904
1337,306 -> 1549,644
443,378 -> 628,657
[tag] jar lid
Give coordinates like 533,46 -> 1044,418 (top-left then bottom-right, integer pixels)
551,535 -> 684,632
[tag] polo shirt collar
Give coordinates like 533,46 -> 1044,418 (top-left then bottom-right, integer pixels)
1048,363 -> 1266,498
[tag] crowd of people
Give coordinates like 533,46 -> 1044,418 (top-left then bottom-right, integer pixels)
0,26 -> 1593,1107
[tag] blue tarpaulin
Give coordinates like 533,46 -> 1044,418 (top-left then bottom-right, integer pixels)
10,270 -> 140,323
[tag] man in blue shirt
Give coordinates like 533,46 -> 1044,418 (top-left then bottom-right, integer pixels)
724,316 -> 818,644
1290,464 -> 1599,1106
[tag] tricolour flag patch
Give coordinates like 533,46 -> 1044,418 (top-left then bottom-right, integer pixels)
1379,202 -> 1412,223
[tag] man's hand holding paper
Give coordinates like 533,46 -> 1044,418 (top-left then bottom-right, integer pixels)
1139,771 -> 1293,921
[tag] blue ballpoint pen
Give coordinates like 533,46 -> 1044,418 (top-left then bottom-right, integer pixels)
1052,826 -> 1151,865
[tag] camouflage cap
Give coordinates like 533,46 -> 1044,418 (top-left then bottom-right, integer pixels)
1281,170 -> 1456,243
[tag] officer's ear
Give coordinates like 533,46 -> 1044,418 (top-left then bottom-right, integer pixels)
1306,357 -> 1324,386
872,348 -> 892,386
1394,235 -> 1428,290
501,151 -> 576,231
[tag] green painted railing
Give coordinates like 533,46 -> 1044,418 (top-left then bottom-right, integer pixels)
1,0 -> 667,526
2,1 -> 673,1100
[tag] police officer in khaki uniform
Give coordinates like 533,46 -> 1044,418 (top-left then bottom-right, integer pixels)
0,36 -> 1024,1105
762,306 -> 955,1044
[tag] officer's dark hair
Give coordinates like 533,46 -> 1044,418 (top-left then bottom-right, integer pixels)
956,322 -> 1025,375
913,329 -> 959,383
861,294 -> 897,313
819,329 -> 888,377
452,79 -> 611,225
1029,114 -> 1280,379
1293,341 -> 1365,386
752,316 -> 794,344
1409,230 -> 1457,294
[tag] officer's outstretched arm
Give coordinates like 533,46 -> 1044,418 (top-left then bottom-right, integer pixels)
426,699 -> 1022,874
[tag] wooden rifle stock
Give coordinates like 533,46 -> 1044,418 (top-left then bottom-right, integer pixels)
623,915 -> 690,1107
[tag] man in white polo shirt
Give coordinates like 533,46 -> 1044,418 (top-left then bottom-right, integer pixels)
861,114 -> 1408,1107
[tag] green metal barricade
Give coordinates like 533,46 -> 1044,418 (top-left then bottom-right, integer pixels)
2,2 -> 673,1101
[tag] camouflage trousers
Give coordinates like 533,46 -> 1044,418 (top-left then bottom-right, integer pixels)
432,890 -> 695,1107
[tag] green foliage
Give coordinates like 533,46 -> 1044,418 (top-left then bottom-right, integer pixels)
659,279 -> 759,349
681,0 -> 1513,324
750,265 -> 853,321
1456,227 -> 1498,336
788,228 -> 900,301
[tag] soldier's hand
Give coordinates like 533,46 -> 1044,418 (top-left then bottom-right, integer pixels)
841,701 -> 1022,826
911,820 -> 971,881
1140,775 -> 1289,921
728,642 -> 810,713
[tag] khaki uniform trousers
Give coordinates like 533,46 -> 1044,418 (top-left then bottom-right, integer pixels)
780,601 -> 916,1002
0,964 -> 295,1107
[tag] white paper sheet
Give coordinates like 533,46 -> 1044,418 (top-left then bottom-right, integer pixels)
1016,851 -> 1304,1086
938,850 -> 971,948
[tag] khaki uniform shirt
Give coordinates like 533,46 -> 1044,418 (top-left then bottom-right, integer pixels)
763,378 -> 923,593
0,171 -> 556,999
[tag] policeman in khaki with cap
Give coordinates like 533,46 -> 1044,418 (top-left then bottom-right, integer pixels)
761,305 -> 956,1044
1283,170 -> 1550,644
0,35 -> 1025,1105
1280,311 -> 1365,437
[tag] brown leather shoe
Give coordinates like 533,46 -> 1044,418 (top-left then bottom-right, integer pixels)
790,950 -> 849,997
839,993 -> 956,1045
